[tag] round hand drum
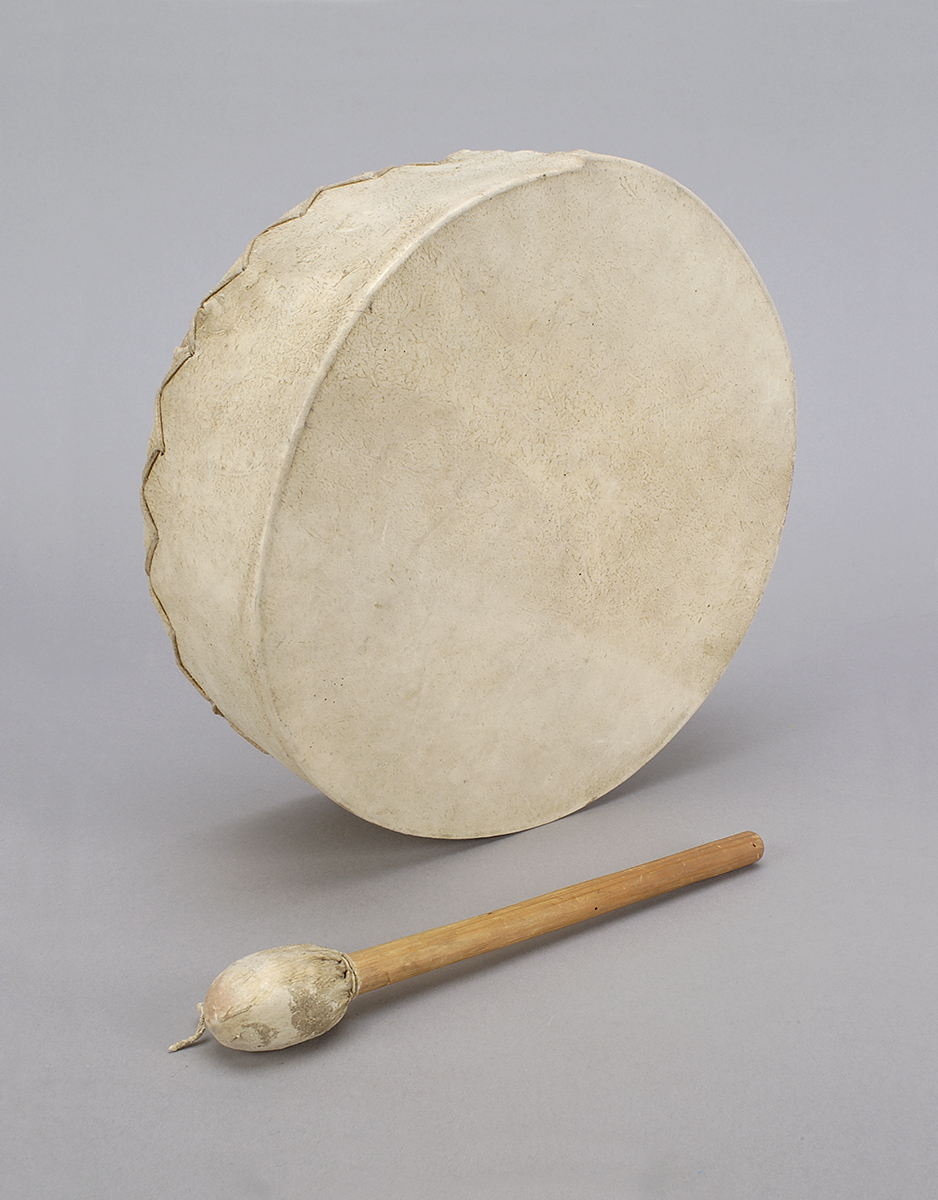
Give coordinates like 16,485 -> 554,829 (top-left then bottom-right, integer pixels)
142,150 -> 795,838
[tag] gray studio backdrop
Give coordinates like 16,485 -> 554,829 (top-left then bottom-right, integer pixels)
2,2 -> 935,1198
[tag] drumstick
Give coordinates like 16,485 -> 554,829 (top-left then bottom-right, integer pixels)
169,831 -> 763,1053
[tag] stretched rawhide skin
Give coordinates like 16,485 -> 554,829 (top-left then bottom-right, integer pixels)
142,150 -> 795,838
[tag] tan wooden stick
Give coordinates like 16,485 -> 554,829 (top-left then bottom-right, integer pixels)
350,831 -> 763,992
172,831 -> 763,1052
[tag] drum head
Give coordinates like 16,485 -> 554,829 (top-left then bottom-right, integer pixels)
144,151 -> 795,838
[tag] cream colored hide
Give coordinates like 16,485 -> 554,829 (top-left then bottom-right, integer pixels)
142,151 -> 795,838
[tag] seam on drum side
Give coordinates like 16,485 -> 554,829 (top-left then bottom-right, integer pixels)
141,170 -> 402,724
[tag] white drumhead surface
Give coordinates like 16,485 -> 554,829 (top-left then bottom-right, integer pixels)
143,151 -> 795,838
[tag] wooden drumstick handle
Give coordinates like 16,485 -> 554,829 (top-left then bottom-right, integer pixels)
349,830 -> 764,992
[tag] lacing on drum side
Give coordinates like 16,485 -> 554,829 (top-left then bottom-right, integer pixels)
140,158 -> 459,740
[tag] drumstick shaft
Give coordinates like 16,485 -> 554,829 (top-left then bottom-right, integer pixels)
349,831 -> 763,993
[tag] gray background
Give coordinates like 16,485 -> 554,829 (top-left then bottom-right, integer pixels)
2,2 -> 936,1197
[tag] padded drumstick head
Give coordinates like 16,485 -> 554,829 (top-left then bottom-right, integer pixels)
198,946 -> 360,1051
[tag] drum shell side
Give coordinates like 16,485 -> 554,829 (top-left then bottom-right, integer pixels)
141,152 -> 589,760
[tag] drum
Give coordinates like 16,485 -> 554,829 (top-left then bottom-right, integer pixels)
142,150 -> 795,838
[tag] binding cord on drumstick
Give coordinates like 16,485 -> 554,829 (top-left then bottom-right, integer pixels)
169,831 -> 763,1053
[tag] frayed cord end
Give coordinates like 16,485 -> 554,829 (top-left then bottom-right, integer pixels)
168,1003 -> 207,1052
